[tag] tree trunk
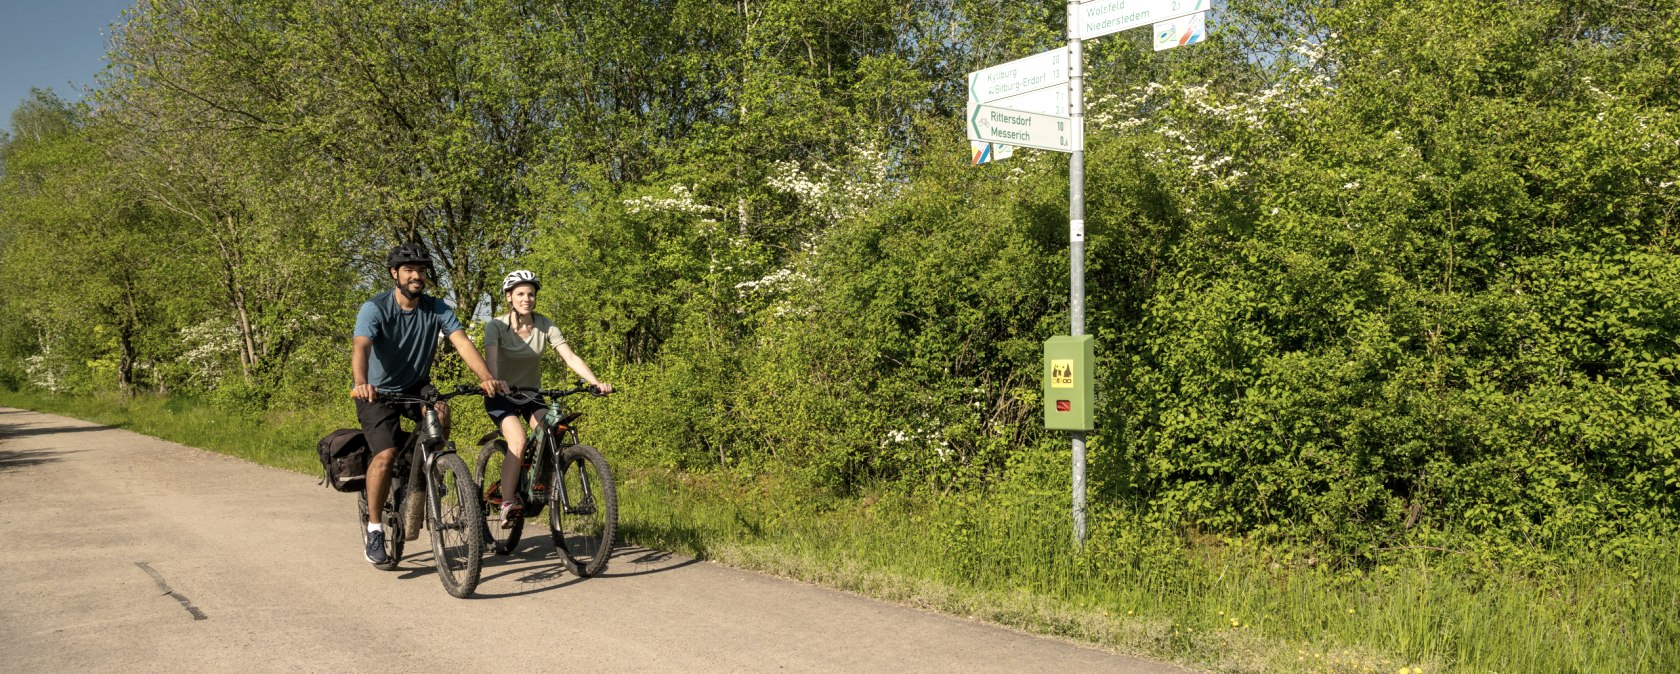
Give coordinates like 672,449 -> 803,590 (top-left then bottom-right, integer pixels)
234,287 -> 258,378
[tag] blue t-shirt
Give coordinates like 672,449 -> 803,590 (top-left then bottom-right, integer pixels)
353,289 -> 465,393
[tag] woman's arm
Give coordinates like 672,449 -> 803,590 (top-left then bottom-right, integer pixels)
554,341 -> 612,393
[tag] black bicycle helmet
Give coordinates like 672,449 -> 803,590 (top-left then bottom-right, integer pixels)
386,243 -> 433,269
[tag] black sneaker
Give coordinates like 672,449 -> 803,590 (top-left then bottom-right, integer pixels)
364,527 -> 390,565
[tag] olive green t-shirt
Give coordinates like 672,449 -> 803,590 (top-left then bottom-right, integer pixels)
483,312 -> 566,390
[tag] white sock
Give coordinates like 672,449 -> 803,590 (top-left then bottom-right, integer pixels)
367,521 -> 382,534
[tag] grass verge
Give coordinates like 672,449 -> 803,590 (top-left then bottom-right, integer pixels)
3,389 -> 1674,673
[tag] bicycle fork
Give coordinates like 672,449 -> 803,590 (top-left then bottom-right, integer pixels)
419,446 -> 475,537
553,454 -> 597,517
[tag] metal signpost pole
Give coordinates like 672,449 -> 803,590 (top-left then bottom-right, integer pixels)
969,1 -> 1207,549
1067,1 -> 1088,548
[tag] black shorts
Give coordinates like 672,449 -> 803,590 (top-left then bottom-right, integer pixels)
484,394 -> 546,425
356,387 -> 428,454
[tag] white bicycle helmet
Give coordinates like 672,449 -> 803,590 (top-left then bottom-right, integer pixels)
501,269 -> 541,292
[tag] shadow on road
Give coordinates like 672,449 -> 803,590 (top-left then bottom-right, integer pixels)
389,542 -> 698,599
0,448 -> 72,472
394,545 -> 582,599
594,546 -> 701,579
0,420 -> 117,441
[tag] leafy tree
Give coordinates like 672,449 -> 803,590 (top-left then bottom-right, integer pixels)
0,90 -> 189,394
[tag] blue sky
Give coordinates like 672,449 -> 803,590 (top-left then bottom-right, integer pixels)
1,0 -> 133,122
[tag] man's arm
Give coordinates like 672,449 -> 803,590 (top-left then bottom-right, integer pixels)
447,330 -> 506,395
483,321 -> 500,378
351,336 -> 376,400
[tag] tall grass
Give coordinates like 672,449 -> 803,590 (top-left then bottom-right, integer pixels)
617,468 -> 1678,673
4,390 -> 1674,673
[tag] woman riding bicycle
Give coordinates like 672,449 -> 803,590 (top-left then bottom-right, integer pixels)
482,269 -> 613,528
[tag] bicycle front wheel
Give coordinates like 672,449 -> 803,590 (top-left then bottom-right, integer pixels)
426,451 -> 484,598
550,444 -> 617,577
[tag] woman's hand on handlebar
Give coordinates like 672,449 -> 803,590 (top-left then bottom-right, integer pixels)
479,378 -> 508,397
351,383 -> 378,401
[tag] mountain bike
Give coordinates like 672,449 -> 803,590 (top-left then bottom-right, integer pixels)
357,384 -> 487,598
476,383 -> 618,577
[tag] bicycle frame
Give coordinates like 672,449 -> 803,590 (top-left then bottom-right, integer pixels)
508,387 -> 593,513
384,390 -> 475,531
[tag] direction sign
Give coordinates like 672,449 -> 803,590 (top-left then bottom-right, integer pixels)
967,47 -> 1068,105
964,86 -> 1071,155
988,86 -> 1070,116
1078,0 -> 1208,41
968,104 -> 1078,153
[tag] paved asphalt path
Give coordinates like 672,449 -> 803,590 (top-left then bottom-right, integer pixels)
0,407 -> 1187,673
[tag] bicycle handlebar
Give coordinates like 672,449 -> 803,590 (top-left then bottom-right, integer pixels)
502,382 -> 612,405
376,383 -> 489,405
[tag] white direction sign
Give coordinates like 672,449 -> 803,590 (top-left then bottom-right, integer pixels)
1079,0 -> 1209,41
967,84 -> 1068,148
968,104 -> 1078,153
967,47 -> 1069,105
989,86 -> 1070,116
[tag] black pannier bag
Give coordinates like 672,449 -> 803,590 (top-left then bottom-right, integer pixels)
316,429 -> 370,492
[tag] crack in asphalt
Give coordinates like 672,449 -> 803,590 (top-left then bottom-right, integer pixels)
135,561 -> 208,621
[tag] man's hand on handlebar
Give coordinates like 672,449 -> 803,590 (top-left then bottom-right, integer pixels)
592,382 -> 614,395
351,383 -> 378,401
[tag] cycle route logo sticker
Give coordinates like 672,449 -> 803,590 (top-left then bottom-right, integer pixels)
1051,359 -> 1075,388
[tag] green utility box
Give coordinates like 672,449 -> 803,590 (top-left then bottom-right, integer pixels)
1043,335 -> 1094,431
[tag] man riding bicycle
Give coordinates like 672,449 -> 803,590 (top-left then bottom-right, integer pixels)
351,243 -> 505,565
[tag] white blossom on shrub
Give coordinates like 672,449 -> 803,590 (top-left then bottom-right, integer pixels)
179,321 -> 241,390
622,184 -> 720,216
765,143 -> 897,225
24,353 -> 61,393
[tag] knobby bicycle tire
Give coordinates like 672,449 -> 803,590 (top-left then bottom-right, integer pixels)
427,450 -> 484,598
358,488 -> 403,571
475,440 -> 524,555
551,444 -> 617,577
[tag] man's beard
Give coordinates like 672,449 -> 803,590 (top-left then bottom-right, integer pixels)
397,280 -> 425,299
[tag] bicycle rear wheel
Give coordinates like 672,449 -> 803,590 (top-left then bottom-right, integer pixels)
550,444 -> 617,577
475,440 -> 524,555
357,488 -> 403,571
427,450 -> 484,598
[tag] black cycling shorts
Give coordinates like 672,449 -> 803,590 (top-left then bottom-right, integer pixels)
355,386 -> 427,455
484,393 -> 546,426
